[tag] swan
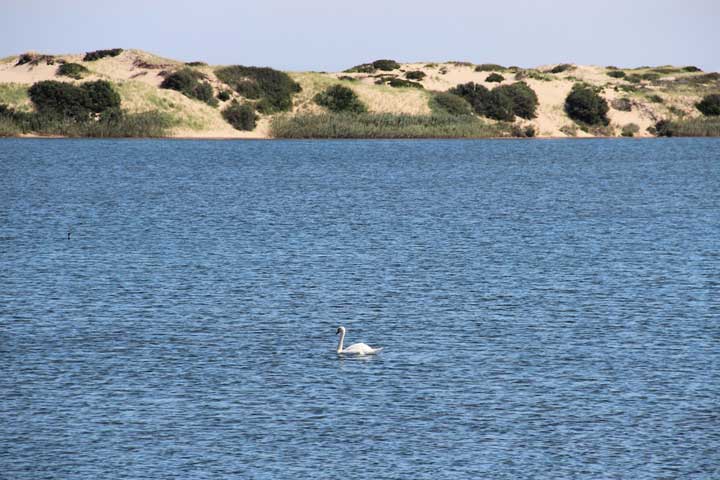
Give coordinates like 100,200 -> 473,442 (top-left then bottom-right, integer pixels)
336,326 -> 383,355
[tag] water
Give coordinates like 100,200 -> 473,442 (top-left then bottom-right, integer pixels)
1,138 -> 719,479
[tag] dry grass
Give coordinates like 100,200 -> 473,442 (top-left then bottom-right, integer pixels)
291,72 -> 432,115
0,83 -> 31,110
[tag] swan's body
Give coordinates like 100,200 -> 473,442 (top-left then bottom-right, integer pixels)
336,326 -> 382,355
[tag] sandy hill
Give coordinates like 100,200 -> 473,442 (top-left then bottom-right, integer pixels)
0,49 -> 716,138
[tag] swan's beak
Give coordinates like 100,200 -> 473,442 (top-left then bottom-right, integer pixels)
335,328 -> 341,334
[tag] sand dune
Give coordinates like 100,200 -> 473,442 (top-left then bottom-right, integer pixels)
0,50 -> 713,138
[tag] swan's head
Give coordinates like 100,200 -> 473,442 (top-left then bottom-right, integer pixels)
336,326 -> 345,335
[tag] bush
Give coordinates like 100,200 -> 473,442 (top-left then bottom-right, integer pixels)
482,89 -> 515,121
215,65 -> 301,112
387,78 -> 423,89
475,64 -> 505,72
641,72 -> 661,81
28,80 -> 120,119
607,70 -> 626,78
185,61 -> 208,67
560,124 -> 578,136
514,69 -> 552,81
217,90 -> 231,101
511,124 -> 536,137
486,73 -> 505,83
549,64 -> 573,74
160,68 -> 217,106
696,94 -> 720,116
496,82 -> 538,119
56,63 -> 90,80
683,66 -> 702,72
449,82 -> 490,113
222,101 -> 257,131
314,84 -> 366,113
621,123 -> 640,137
648,94 -> 664,103
449,81 -> 538,120
564,83 -> 609,125
83,49 -> 123,61
345,63 -> 376,73
405,71 -> 426,81
372,59 -> 400,71
82,80 -> 122,113
429,92 -> 473,116
611,97 -> 632,111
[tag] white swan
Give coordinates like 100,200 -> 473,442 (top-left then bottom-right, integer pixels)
336,326 -> 383,355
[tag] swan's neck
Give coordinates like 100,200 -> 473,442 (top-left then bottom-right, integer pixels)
337,330 -> 345,353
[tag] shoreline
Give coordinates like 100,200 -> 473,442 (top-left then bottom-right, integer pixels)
3,134 -> 713,141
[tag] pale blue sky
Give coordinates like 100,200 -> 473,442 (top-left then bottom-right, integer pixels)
3,0 -> 719,72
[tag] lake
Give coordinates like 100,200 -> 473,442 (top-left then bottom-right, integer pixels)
1,138 -> 719,479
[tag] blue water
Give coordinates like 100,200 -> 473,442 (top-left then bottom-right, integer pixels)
1,138 -> 719,479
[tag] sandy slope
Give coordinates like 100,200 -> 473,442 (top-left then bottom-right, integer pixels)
0,50 -> 712,138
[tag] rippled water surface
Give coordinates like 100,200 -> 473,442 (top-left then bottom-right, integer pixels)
1,138 -> 719,479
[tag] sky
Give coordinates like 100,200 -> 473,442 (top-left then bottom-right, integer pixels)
3,0 -> 719,72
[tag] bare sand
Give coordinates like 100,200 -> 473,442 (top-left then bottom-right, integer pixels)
0,51 -> 707,139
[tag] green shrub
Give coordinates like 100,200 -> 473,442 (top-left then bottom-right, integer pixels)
496,82 -> 539,119
372,59 -> 400,71
696,94 -> 720,116
621,123 -> 640,137
270,112 -> 509,138
641,72 -> 661,81
387,78 -> 423,89
345,63 -> 376,73
607,70 -> 626,78
683,66 -> 702,72
511,124 -> 537,137
338,75 -> 357,81
564,83 -> 609,125
82,80 -> 122,113
611,97 -> 632,111
449,81 -> 537,120
222,101 -> 257,131
405,71 -> 426,81
549,64 -> 573,74
449,82 -> 490,113
475,64 -> 505,72
655,117 -> 720,137
429,92 -> 473,116
28,80 -> 120,119
486,73 -> 505,83
160,68 -> 217,106
652,67 -> 681,75
83,49 -> 123,61
647,94 -> 664,103
482,89 -> 515,121
514,69 -> 552,81
314,84 -> 366,113
185,61 -> 208,67
217,90 -> 231,101
215,65 -> 301,112
57,63 -> 89,80
560,124 -> 578,136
